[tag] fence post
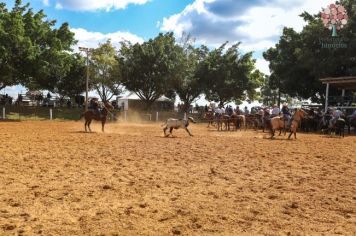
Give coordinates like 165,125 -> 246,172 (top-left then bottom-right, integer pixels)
156,112 -> 159,122
2,107 -> 5,119
49,108 -> 53,120
124,110 -> 127,121
149,114 -> 152,121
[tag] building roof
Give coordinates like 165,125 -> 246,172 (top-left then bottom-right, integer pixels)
320,76 -> 356,89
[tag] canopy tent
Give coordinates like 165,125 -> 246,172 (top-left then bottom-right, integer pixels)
320,76 -> 356,112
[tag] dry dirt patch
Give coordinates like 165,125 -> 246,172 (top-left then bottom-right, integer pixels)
0,121 -> 355,235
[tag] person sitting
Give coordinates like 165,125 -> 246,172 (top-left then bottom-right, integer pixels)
214,107 -> 222,118
271,104 -> 280,118
281,103 -> 292,126
226,105 -> 233,116
220,106 -> 225,114
90,99 -> 100,116
244,106 -> 249,115
329,108 -> 343,128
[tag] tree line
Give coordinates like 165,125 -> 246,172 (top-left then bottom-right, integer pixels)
262,0 -> 356,106
3,0 -> 353,111
0,1 -> 263,111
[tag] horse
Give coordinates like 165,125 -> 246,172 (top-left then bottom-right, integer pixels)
80,101 -> 114,132
317,113 -> 332,133
229,114 -> 246,131
269,115 -> 289,138
215,114 -> 229,131
203,111 -> 215,128
330,118 -> 346,137
346,116 -> 356,134
300,108 -> 319,133
287,109 -> 308,139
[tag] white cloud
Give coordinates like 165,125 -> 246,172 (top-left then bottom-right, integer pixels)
43,0 -> 49,6
53,0 -> 150,11
255,58 -> 270,75
71,28 -> 144,50
161,0 -> 331,52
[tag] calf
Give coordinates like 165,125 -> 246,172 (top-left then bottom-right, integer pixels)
162,117 -> 196,137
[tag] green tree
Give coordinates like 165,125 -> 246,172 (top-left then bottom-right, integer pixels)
56,54 -> 86,98
263,0 -> 356,104
259,75 -> 279,106
90,40 -> 122,102
0,0 -> 77,91
119,33 -> 181,110
199,43 -> 262,105
173,41 -> 208,113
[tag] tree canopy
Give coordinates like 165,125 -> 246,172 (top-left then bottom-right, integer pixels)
119,33 -> 182,110
263,0 -> 356,103
90,40 -> 122,102
172,34 -> 209,112
0,0 -> 77,93
199,43 -> 262,105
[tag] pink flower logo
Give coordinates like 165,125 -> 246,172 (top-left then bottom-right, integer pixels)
321,3 -> 348,36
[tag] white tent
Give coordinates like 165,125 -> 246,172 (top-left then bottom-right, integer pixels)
117,92 -> 172,111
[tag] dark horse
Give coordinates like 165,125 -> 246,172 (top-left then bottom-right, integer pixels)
331,118 -> 346,137
80,102 -> 114,132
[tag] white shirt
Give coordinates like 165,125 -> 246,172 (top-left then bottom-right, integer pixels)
333,110 -> 342,117
271,107 -> 280,115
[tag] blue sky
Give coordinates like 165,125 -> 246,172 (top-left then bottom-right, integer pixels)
3,0 -> 331,103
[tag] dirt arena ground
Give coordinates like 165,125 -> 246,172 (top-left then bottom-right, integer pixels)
0,120 -> 355,235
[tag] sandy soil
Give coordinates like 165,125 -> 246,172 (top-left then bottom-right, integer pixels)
0,120 -> 355,235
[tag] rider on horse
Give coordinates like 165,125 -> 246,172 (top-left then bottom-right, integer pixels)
89,98 -> 101,117
282,103 -> 292,127
271,104 -> 280,118
329,108 -> 343,128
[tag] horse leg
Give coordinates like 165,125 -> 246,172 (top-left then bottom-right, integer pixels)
169,127 -> 173,136
102,119 -> 105,132
163,126 -> 168,136
88,120 -> 92,132
185,128 -> 193,136
84,120 -> 88,132
294,132 -> 297,139
288,131 -> 293,139
270,129 -> 275,139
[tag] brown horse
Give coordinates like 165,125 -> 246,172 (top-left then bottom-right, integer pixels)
81,102 -> 114,132
288,109 -> 307,139
203,111 -> 215,128
270,115 -> 289,138
229,114 -> 246,131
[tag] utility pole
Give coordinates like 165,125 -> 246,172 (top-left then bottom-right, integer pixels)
79,47 -> 93,111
